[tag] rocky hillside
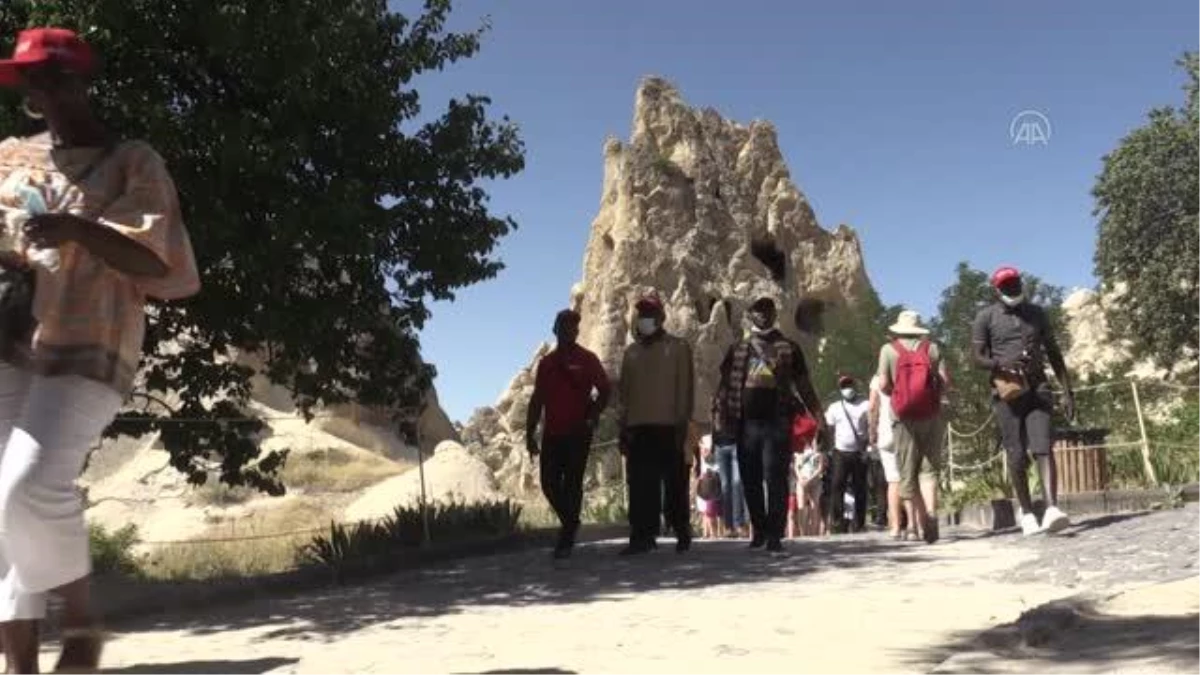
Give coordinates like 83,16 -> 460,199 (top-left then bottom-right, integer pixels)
83,347 -> 466,544
463,76 -> 876,498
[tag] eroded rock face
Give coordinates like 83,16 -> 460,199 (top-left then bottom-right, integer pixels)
1062,287 -> 1197,382
463,76 -> 874,497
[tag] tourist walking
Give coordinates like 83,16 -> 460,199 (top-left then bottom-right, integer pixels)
526,309 -> 612,559
713,295 -> 824,553
617,294 -> 695,554
0,27 -> 200,673
972,266 -> 1076,536
709,427 -> 747,537
825,375 -> 870,533
875,310 -> 948,544
869,373 -> 908,540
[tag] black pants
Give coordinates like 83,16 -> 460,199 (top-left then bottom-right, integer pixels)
867,458 -> 888,526
829,450 -> 869,532
738,418 -> 790,542
540,433 -> 590,546
625,425 -> 690,545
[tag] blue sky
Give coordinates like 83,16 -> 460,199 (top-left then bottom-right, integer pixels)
397,0 -> 1198,423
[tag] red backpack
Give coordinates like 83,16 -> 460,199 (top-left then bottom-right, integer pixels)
890,339 -> 941,421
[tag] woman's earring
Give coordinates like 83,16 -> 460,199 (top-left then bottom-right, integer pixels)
21,99 -> 43,120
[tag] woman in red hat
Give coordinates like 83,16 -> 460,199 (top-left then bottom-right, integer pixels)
0,28 -> 199,672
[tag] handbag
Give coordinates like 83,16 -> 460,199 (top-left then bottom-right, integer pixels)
992,367 -> 1029,402
0,142 -> 121,358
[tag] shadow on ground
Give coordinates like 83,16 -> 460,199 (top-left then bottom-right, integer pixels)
909,596 -> 1199,673
103,657 -> 299,674
112,534 -> 940,642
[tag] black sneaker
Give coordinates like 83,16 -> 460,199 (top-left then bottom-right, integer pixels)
675,534 -> 692,553
923,516 -> 940,544
766,538 -> 785,554
619,541 -> 654,556
749,535 -> 766,550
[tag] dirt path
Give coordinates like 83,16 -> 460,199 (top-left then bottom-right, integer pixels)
44,506 -> 1200,674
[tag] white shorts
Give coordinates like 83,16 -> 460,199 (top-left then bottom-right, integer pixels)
879,447 -> 901,483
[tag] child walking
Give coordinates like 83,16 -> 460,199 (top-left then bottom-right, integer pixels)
797,441 -> 828,537
695,436 -> 723,539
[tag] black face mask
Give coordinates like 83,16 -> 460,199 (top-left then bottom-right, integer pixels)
749,309 -> 776,330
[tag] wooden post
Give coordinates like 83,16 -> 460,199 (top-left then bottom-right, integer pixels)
1129,379 -> 1159,487
415,429 -> 432,546
947,425 -> 955,487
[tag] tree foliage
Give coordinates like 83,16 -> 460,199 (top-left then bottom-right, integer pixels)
810,288 -> 903,401
1093,52 -> 1198,369
0,0 -> 524,492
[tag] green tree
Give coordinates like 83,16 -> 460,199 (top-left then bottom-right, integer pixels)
810,288 -> 902,401
0,0 -> 524,492
1093,52 -> 1199,368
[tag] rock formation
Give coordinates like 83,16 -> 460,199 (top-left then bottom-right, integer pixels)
1062,287 -> 1198,382
464,76 -> 876,497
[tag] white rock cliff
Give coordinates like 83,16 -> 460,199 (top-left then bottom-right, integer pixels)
463,76 -> 876,497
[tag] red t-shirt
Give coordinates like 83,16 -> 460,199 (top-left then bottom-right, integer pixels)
534,344 -> 611,438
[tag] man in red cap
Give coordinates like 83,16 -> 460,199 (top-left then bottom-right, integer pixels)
616,293 -> 695,555
972,266 -> 1076,536
526,309 -> 611,559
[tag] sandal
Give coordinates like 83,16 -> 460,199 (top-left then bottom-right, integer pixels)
52,626 -> 110,674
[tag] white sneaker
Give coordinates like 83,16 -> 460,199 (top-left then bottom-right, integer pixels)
1042,506 -> 1070,534
1020,512 -> 1041,536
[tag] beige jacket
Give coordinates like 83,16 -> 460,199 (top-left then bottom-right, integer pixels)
619,332 -> 694,428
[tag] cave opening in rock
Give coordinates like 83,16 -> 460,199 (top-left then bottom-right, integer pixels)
750,238 -> 786,283
793,297 -> 828,335
602,233 -> 615,250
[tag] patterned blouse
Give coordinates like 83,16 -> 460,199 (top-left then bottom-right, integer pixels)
0,134 -> 200,394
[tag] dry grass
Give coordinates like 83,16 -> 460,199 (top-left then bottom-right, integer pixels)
187,446 -> 401,507
280,446 -> 405,492
142,497 -> 336,580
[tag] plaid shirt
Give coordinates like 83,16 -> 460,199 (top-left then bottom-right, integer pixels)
0,135 -> 200,394
712,330 -> 817,434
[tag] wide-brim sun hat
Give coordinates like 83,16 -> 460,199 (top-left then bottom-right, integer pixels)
888,309 -> 930,336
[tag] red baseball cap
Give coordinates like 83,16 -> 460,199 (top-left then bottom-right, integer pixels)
991,266 -> 1021,288
634,294 -> 663,312
0,28 -> 96,87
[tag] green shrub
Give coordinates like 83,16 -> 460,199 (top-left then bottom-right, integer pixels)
298,499 -> 523,581
89,524 -> 141,577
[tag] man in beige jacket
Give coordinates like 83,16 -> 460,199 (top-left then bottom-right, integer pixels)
618,294 -> 695,555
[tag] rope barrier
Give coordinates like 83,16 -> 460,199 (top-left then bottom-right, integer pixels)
948,452 -> 1003,472
947,413 -> 994,439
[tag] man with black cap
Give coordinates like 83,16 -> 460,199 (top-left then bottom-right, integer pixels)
617,293 -> 695,555
527,309 -> 612,558
713,294 -> 824,553
972,266 -> 1076,536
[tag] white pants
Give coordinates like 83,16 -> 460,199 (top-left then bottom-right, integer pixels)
0,364 -> 121,620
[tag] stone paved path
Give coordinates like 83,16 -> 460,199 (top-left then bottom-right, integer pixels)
43,506 -> 1200,674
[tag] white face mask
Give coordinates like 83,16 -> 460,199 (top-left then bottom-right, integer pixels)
636,317 -> 658,336
840,388 -> 856,400
999,293 -> 1025,307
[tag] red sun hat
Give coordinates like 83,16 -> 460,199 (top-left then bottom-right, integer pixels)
991,266 -> 1021,288
0,28 -> 96,87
